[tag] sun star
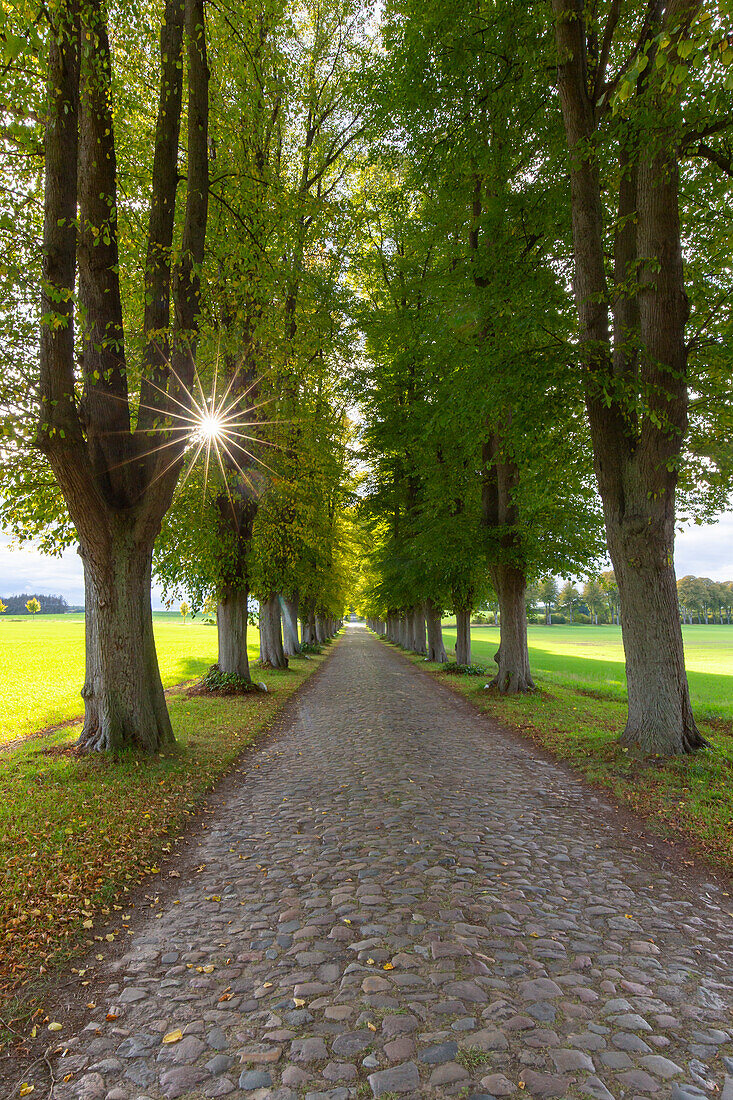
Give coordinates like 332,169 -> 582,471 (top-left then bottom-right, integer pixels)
196,413 -> 225,443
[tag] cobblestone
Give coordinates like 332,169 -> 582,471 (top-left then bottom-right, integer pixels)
37,627 -> 733,1099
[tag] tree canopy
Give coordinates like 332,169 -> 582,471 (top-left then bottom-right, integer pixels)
0,0 -> 730,754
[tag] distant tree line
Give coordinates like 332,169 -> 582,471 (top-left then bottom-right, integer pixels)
677,577 -> 733,625
0,593 -> 70,615
474,572 -> 733,627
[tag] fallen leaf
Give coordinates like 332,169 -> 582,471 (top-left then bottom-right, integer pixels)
19,1086 -> 35,1097
162,1029 -> 183,1044
382,963 -> 394,970
367,1022 -> 377,1032
293,997 -> 305,1007
48,1022 -> 62,1032
82,920 -> 93,929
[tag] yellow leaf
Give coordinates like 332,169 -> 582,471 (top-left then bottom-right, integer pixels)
293,997 -> 306,1007
202,965 -> 214,974
20,1085 -> 35,1097
367,958 -> 375,965
82,920 -> 93,929
48,1022 -> 62,1032
518,1083 -> 525,1090
367,1022 -> 376,1032
163,1029 -> 183,1044
383,963 -> 394,970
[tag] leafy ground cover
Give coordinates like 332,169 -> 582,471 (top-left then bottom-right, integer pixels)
0,612 -> 232,746
402,625 -> 733,876
0,645 -> 329,1020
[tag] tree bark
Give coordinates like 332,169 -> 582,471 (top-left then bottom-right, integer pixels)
425,599 -> 446,662
78,534 -> 173,753
315,613 -> 327,644
455,609 -> 471,665
489,563 -> 535,694
551,0 -> 704,754
217,585 -> 250,680
37,0 -> 208,753
259,595 -> 288,668
301,600 -> 317,645
412,603 -> 427,654
282,592 -> 300,656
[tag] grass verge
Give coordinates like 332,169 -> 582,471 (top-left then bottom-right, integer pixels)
385,639 -> 733,881
0,645 -> 332,1030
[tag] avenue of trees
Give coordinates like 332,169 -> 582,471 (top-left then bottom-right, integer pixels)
0,0 -> 358,751
355,0 -> 732,755
0,0 -> 730,757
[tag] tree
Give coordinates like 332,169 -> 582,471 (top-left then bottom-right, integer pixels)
583,579 -> 604,625
0,600 -> 5,616
599,570 -> 620,625
180,601 -> 190,623
549,0 -> 732,751
538,578 -> 559,626
2,0 -> 212,753
25,597 -> 41,616
559,581 -> 580,623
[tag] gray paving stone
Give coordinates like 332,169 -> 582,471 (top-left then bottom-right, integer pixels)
368,1059 -> 420,1095
418,1039 -> 458,1063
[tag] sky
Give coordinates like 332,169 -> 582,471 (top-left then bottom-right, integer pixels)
1,511 -> 732,608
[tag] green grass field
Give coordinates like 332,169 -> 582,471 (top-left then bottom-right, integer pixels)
441,623 -> 733,720
0,612 -> 258,746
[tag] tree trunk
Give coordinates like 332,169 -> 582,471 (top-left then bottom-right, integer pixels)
610,530 -> 705,753
412,603 -> 427,655
455,609 -> 471,666
282,592 -> 300,656
259,595 -> 288,668
315,614 -> 327,644
217,584 -> 250,680
425,599 -> 446,662
78,535 -> 173,753
489,564 -> 535,694
300,600 -> 316,645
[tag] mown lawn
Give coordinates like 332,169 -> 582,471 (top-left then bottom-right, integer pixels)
0,612 -> 240,746
0,644 -> 330,1018
441,623 -> 733,720
410,623 -> 733,875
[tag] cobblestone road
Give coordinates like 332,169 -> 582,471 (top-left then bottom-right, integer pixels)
46,626 -> 733,1100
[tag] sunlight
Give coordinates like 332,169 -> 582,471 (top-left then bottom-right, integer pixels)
194,412 -> 226,444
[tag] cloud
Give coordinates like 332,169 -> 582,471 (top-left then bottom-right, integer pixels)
675,512 -> 733,581
0,536 -> 168,609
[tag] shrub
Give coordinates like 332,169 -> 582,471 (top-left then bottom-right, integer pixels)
444,663 -> 490,676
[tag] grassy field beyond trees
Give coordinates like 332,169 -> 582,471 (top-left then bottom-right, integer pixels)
0,613 -> 234,746
442,623 -> 733,721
